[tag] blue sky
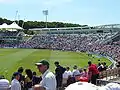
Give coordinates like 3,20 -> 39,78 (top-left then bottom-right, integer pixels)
0,0 -> 120,26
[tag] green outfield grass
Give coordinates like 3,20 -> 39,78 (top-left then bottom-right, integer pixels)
0,48 -> 111,81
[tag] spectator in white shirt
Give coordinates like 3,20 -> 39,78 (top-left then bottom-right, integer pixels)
62,67 -> 72,86
11,72 -> 21,90
33,60 -> 56,90
0,75 -> 10,90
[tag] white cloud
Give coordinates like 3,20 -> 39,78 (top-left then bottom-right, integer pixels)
43,0 -> 73,7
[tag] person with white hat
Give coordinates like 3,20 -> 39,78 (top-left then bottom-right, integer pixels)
65,82 -> 99,90
65,82 -> 120,90
0,75 -> 10,90
33,60 -> 56,90
99,83 -> 120,90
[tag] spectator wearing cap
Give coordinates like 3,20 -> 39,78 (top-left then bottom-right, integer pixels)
33,60 -> 56,90
0,75 -> 10,90
54,61 -> 66,89
11,67 -> 24,89
11,72 -> 21,90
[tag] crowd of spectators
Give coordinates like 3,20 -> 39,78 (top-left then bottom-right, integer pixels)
0,67 -> 42,90
0,60 -> 108,90
0,31 -> 19,37
0,31 -> 23,48
19,33 -> 120,62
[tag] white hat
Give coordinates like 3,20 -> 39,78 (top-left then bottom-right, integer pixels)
65,82 -> 100,90
99,83 -> 120,90
65,82 -> 120,90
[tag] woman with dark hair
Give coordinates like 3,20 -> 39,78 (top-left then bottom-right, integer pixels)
24,69 -> 33,90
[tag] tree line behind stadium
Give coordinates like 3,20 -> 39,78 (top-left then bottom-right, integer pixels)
0,18 -> 87,29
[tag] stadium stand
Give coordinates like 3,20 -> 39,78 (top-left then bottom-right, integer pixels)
18,25 -> 120,64
0,31 -> 24,48
19,34 -> 120,61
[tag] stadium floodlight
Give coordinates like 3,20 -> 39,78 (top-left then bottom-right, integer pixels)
14,10 -> 18,21
18,14 -> 20,25
43,10 -> 48,28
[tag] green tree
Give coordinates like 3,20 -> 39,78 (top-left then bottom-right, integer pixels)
0,18 -> 88,29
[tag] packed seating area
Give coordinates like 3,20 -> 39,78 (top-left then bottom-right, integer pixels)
19,34 -> 98,49
0,31 -> 24,48
0,31 -> 119,62
0,31 -> 19,37
19,33 -> 120,62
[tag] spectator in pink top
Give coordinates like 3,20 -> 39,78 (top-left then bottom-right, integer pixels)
82,68 -> 88,77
